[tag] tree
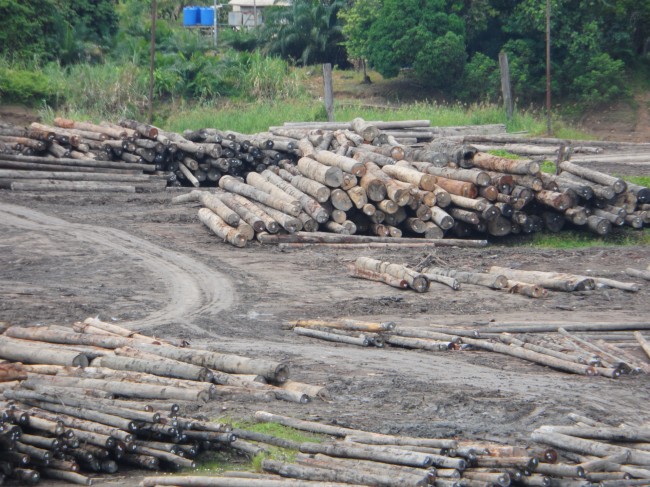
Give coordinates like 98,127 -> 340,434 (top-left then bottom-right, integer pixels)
262,0 -> 348,67
339,0 -> 381,82
364,0 -> 466,88
0,0 -> 118,63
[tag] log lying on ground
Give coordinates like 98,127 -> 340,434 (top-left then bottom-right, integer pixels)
488,266 -> 595,292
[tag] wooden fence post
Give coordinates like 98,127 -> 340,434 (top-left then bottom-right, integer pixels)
498,51 -> 513,121
322,63 -> 334,122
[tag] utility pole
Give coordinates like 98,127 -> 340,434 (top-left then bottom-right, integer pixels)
148,0 -> 157,123
545,0 -> 552,135
253,0 -> 258,27
213,0 -> 218,48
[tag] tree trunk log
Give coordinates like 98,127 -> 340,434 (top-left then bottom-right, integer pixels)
198,208 -> 247,248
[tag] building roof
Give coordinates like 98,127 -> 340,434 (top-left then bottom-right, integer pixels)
228,0 -> 289,7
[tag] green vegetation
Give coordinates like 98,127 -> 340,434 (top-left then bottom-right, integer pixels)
540,161 -> 557,174
520,229 -> 650,249
191,420 -> 323,475
487,150 -> 522,160
621,175 -> 650,188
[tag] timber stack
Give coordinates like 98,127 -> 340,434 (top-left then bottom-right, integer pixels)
138,410 -> 650,486
285,318 -> 650,380
173,118 -> 648,247
0,317 -> 328,484
2,116 -> 647,242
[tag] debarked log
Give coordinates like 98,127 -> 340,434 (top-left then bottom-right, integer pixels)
198,208 -> 247,248
0,336 -> 89,367
488,267 -> 595,292
461,337 -> 599,376
130,343 -> 289,384
355,257 -> 429,293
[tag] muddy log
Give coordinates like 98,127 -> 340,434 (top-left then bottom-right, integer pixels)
262,458 -> 393,485
472,152 -> 540,175
634,332 -> 650,360
257,231 -> 488,247
350,265 -> 408,289
198,208 -> 247,248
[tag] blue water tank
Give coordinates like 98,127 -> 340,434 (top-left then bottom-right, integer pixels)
199,7 -> 215,26
183,7 -> 200,26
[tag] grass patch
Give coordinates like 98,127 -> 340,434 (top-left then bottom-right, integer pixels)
620,175 -> 650,188
488,149 -> 522,159
191,419 -> 325,475
540,160 -> 557,174
514,228 -> 650,249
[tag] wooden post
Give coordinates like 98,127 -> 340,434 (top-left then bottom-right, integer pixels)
148,0 -> 157,123
322,63 -> 334,122
545,0 -> 552,135
499,51 -> 513,120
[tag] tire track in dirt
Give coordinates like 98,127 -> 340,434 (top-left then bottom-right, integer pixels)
0,202 -> 234,332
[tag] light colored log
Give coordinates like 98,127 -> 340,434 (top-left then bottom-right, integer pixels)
198,208 -> 247,248
261,170 -> 329,223
472,152 -> 540,175
382,165 -> 437,191
355,257 -> 429,293
296,157 -> 343,188
626,268 -> 650,281
294,327 -> 369,347
312,149 -> 365,176
0,336 -> 89,367
488,266 -> 595,292
220,175 -> 301,216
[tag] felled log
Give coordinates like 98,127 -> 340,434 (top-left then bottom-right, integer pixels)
488,267 -> 595,292
355,257 -> 429,293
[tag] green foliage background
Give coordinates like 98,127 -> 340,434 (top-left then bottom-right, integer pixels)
1,0 -> 649,113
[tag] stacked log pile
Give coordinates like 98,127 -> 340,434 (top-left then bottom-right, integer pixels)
0,318 -> 329,484
139,410 -> 650,486
2,115 -> 646,242
0,119 -> 171,193
174,124 -> 647,248
285,319 -> 650,380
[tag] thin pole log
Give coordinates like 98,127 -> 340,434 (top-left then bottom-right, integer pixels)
634,332 -> 650,360
11,181 -> 138,193
293,327 -> 369,347
257,232 -> 488,247
461,337 -> 600,376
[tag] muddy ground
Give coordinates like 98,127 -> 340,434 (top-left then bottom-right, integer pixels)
2,186 -> 650,453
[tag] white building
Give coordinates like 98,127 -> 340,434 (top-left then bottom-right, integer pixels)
228,0 -> 289,27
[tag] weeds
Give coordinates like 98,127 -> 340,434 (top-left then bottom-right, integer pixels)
513,229 -> 650,249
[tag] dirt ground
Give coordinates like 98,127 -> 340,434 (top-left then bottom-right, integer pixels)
1,99 -> 650,484
2,189 -> 649,444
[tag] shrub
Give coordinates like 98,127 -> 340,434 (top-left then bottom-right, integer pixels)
460,52 -> 500,102
571,53 -> 629,104
0,67 -> 59,105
